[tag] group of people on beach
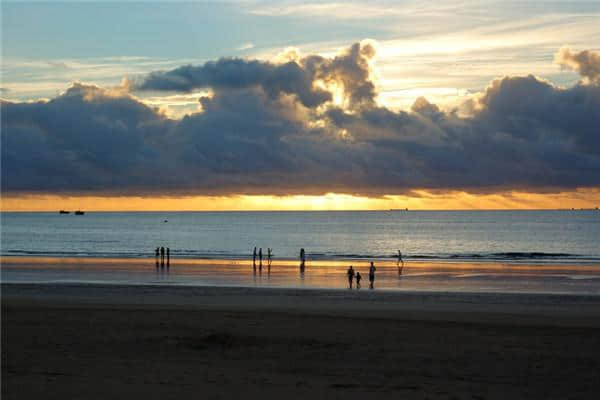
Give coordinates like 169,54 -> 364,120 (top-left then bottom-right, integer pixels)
253,247 -> 272,268
251,247 -> 405,287
155,246 -> 170,268
150,246 -> 405,284
347,262 -> 377,289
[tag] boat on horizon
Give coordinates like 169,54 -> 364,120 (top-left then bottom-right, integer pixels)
59,210 -> 70,214
74,210 -> 85,215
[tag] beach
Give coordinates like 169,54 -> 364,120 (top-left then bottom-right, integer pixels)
3,242 -> 600,399
3,282 -> 600,399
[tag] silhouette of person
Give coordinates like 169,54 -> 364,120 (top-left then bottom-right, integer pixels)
347,265 -> 355,288
397,250 -> 404,275
155,247 -> 159,259
267,248 -> 272,263
300,248 -> 306,269
253,247 -> 257,268
369,261 -> 376,289
356,271 -> 362,289
167,247 -> 170,267
259,248 -> 263,265
160,246 -> 165,267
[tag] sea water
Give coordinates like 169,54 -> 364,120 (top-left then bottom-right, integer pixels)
1,210 -> 599,263
2,211 -> 600,294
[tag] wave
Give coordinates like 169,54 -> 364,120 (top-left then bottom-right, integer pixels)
307,251 -> 596,262
3,249 -> 599,264
452,252 -> 580,260
406,252 -> 598,263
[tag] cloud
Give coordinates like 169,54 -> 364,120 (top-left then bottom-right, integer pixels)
133,41 -> 377,109
247,1 -> 470,20
555,47 -> 600,84
236,43 -> 255,51
2,43 -> 600,197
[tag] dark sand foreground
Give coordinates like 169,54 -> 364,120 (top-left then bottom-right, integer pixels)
3,283 -> 600,399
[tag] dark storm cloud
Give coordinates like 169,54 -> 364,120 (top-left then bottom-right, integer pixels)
2,43 -> 600,196
1,83 -> 170,193
556,47 -> 600,84
135,58 -> 331,108
331,75 -> 600,192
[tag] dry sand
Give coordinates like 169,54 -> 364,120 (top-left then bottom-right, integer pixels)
3,283 -> 600,399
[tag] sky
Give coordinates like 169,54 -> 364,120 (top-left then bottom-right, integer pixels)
2,0 -> 600,210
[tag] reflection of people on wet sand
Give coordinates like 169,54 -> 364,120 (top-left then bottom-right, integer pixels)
267,248 -> 272,272
397,250 -> 404,274
356,271 -> 362,289
369,261 -> 376,289
347,265 -> 355,288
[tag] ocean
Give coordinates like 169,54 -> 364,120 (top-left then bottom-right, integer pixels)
2,210 -> 600,294
1,210 -> 599,263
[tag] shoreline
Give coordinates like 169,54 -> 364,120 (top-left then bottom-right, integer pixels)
3,255 -> 600,296
3,254 -> 600,269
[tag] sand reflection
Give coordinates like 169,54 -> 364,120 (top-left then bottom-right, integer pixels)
2,256 -> 600,295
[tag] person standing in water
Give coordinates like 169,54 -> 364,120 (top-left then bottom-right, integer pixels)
347,265 -> 355,288
259,248 -> 263,265
253,247 -> 257,268
167,247 -> 170,266
160,246 -> 165,265
267,248 -> 272,264
369,261 -> 376,289
356,271 -> 362,289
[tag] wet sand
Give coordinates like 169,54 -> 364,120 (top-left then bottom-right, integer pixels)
3,283 -> 600,399
3,256 -> 600,295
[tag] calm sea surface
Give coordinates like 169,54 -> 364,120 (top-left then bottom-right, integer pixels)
2,211 -> 599,263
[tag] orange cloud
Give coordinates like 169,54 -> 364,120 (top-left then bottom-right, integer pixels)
2,189 -> 599,211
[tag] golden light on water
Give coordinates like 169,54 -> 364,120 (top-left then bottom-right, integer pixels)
2,189 -> 599,211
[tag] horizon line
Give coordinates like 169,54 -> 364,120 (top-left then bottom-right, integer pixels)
2,208 -> 598,213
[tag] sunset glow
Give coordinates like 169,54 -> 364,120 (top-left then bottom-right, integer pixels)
3,189 -> 599,212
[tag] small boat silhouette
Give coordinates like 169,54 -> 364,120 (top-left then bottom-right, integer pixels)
59,210 -> 70,214
75,210 -> 85,215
